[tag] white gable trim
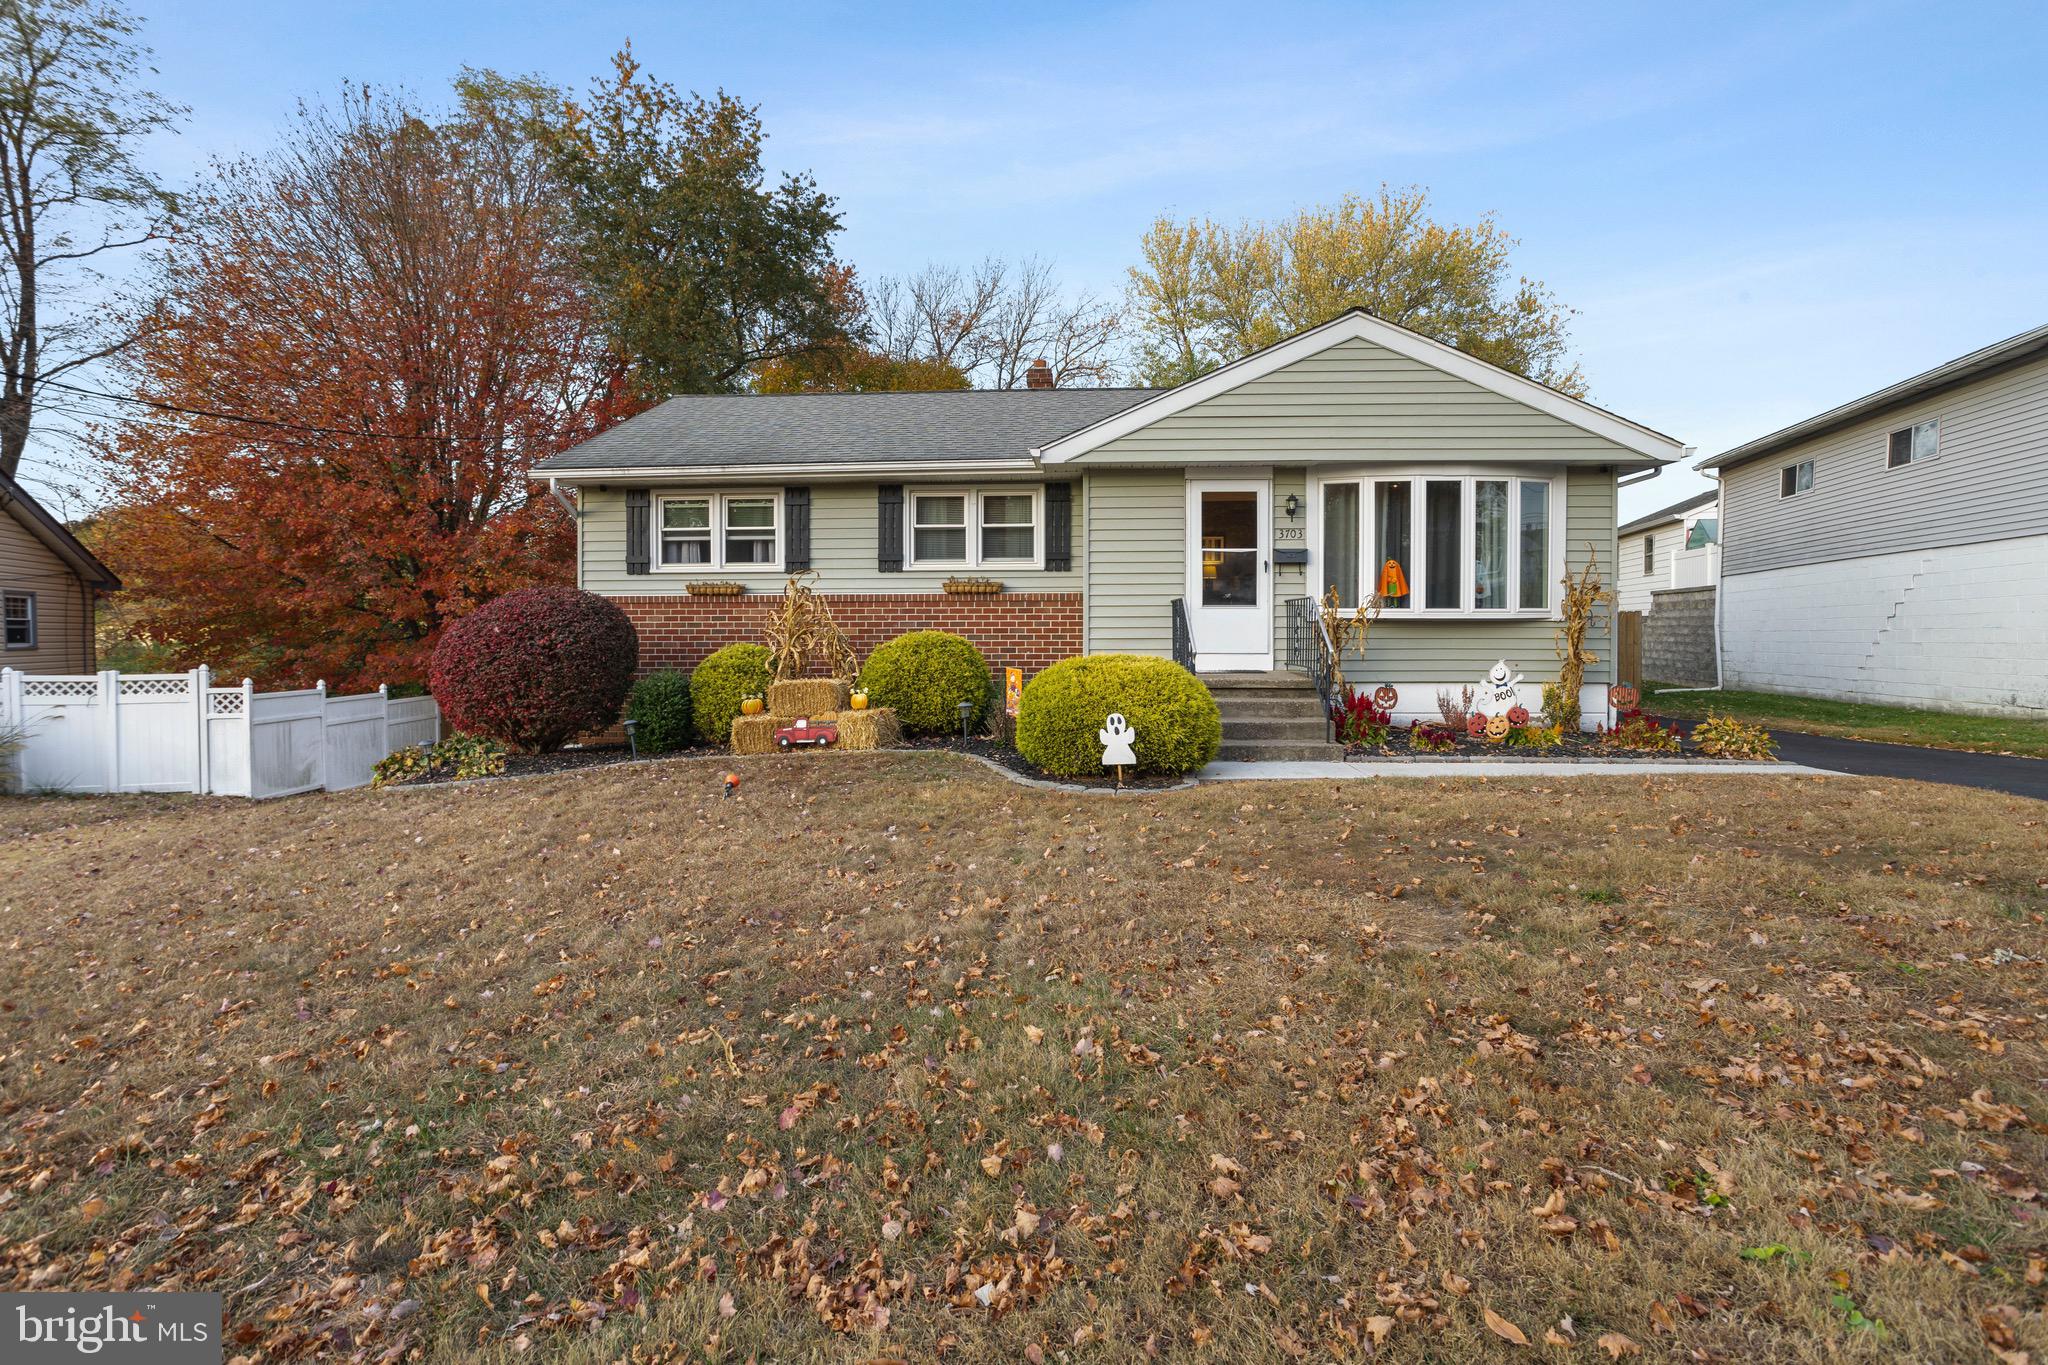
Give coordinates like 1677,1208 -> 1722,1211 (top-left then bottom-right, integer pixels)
1032,310 -> 1687,466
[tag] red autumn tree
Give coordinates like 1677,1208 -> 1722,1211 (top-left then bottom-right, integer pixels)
95,76 -> 637,689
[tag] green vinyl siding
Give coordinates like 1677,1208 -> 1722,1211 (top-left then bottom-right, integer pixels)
1076,336 -> 1644,465
577,481 -> 1082,595
1082,469 -> 1184,653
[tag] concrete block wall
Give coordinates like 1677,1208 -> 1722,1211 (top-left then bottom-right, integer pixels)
1643,586 -> 1717,686
1721,532 -> 2048,715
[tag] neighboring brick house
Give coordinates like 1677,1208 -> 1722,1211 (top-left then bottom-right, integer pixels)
535,310 -> 1686,727
1700,322 -> 2048,715
1,467 -> 120,675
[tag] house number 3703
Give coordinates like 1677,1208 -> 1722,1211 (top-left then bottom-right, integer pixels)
1274,526 -> 1305,542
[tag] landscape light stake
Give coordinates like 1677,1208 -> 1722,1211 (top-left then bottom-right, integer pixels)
622,718 -> 639,759
957,701 -> 974,740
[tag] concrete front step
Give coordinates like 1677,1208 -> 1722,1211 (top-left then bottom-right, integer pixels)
1215,695 -> 1329,718
1222,716 -> 1333,741
1201,670 -> 1313,690
1217,738 -> 1348,762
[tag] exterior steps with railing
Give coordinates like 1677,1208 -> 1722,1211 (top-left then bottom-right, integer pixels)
1202,672 -> 1345,762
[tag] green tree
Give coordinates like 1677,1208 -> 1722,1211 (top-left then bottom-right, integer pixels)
0,0 -> 181,479
541,45 -> 849,396
1127,186 -> 1584,395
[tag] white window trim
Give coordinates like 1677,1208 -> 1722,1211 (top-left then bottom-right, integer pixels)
907,486 -> 1043,570
1307,467 -> 1567,620
650,490 -> 783,573
2,589 -> 34,650
1885,417 -> 1940,471
1779,459 -> 1814,499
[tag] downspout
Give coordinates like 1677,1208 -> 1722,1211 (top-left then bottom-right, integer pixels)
546,477 -> 580,521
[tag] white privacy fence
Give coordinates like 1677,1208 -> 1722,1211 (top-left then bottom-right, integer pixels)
2,666 -> 441,799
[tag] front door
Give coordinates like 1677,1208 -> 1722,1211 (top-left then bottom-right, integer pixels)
1185,478 -> 1271,671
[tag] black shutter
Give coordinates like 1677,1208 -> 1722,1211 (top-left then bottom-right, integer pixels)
877,484 -> 903,572
1044,481 -> 1073,572
784,486 -> 811,571
625,489 -> 650,575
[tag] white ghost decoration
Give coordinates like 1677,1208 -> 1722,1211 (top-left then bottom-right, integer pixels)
1098,712 -> 1138,768
1481,659 -> 1523,712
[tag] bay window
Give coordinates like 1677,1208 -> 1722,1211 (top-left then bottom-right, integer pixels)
653,492 -> 780,571
910,487 -> 1040,568
1315,471 -> 1561,615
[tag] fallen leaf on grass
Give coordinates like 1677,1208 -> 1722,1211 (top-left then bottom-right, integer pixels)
1485,1307 -> 1530,1345
1598,1331 -> 1642,1357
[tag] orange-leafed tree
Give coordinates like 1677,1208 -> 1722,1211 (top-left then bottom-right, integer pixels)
95,76 -> 637,689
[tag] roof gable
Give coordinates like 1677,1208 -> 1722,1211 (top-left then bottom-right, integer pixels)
1036,309 -> 1686,466
0,469 -> 119,590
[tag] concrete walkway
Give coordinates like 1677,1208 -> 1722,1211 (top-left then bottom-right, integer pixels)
1198,758 -> 1817,780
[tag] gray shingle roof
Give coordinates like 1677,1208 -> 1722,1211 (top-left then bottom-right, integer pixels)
1618,488 -> 1717,538
533,388 -> 1165,473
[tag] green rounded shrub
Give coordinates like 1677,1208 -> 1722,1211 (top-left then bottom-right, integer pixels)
857,630 -> 991,736
690,643 -> 772,747
1014,655 -> 1221,777
626,669 -> 693,753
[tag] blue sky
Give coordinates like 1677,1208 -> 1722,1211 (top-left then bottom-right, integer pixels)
32,0 -> 2047,516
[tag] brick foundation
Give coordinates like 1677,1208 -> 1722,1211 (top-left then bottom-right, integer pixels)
611,592 -> 1084,676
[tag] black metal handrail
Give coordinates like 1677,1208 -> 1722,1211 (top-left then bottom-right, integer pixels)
1169,597 -> 1194,673
1285,596 -> 1341,742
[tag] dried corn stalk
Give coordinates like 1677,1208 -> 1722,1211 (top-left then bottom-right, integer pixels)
1317,585 -> 1384,696
762,572 -> 860,682
1552,544 -> 1611,731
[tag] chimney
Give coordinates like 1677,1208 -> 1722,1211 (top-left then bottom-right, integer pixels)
1025,358 -> 1055,390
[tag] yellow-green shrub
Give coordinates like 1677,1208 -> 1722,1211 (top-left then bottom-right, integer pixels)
691,643 -> 772,746
857,630 -> 990,736
1015,655 -> 1221,777
1692,711 -> 1778,760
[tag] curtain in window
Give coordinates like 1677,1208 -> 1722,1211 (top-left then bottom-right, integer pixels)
1424,480 -> 1460,609
1374,481 -> 1410,608
1322,483 -> 1359,606
1473,480 -> 1509,610
1519,481 -> 1549,611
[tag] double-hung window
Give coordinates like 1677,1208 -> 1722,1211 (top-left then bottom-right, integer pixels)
653,492 -> 780,570
909,488 -> 1040,568
2,591 -> 32,649
1318,472 -> 1557,616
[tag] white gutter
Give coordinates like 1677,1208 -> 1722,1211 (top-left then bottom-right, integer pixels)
533,459 -> 1040,481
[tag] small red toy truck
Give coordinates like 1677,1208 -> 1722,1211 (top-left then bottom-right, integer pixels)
774,720 -> 838,750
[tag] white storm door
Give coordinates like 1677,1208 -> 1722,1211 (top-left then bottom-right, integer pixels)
1185,478 -> 1271,671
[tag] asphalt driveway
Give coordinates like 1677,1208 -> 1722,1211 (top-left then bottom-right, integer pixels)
1673,722 -> 2048,801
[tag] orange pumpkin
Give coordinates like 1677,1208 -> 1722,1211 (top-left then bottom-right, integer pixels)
1485,713 -> 1511,742
850,690 -> 870,711
1608,684 -> 1640,710
1372,684 -> 1398,710
740,695 -> 764,716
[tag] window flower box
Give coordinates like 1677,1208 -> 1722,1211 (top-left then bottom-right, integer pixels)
686,581 -> 745,597
943,577 -> 1003,596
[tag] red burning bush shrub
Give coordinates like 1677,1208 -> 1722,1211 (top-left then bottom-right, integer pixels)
430,587 -> 638,753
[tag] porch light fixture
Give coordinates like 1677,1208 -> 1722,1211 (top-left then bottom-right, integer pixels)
1283,493 -> 1302,518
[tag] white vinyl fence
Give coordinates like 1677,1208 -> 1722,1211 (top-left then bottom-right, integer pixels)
2,666 -> 441,799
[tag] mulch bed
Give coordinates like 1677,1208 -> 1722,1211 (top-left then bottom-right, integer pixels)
1343,726 -> 1739,762
902,735 -> 1189,789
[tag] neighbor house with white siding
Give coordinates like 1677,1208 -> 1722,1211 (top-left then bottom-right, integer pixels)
1701,323 -> 2048,715
1616,489 -> 1719,616
536,309 -> 1686,742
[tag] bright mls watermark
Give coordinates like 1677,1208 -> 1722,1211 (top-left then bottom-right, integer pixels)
2,1294 -> 220,1363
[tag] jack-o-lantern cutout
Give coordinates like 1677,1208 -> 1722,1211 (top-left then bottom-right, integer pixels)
1372,684 -> 1398,710
1466,712 -> 1488,738
1507,704 -> 1530,726
1609,683 -> 1640,710
1485,713 -> 1511,742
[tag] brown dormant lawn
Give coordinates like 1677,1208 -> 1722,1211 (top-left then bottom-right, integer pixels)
3,753 -> 2045,1362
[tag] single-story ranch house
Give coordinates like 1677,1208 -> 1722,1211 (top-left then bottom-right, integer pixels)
1701,321 -> 2048,715
535,310 -> 1688,738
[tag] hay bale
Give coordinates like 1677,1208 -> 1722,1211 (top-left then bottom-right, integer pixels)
768,678 -> 848,719
730,712 -> 779,755
834,706 -> 901,752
